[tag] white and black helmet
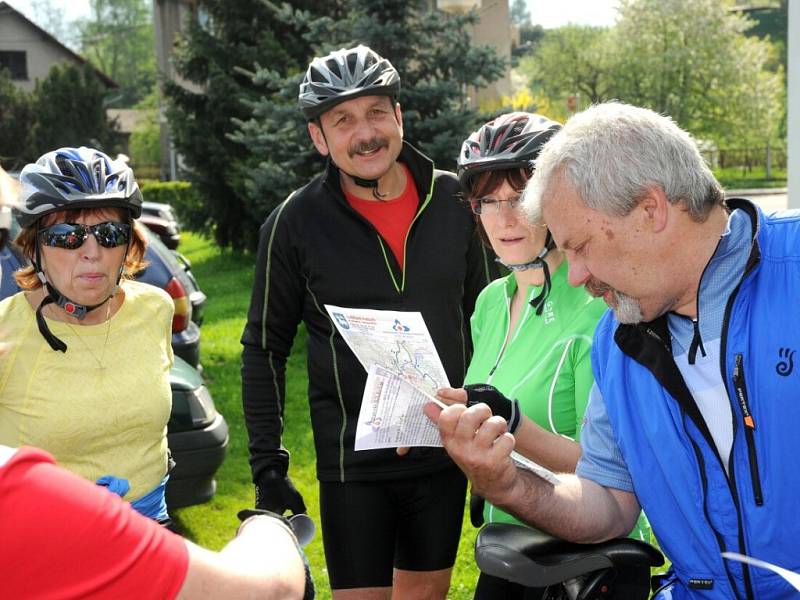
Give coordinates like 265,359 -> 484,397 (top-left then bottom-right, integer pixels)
298,45 -> 400,121
15,147 -> 142,229
457,112 -> 561,188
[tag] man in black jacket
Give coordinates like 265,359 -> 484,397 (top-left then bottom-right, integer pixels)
241,45 -> 495,599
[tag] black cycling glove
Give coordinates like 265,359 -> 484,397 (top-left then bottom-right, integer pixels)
464,383 -> 522,434
469,488 -> 486,528
255,468 -> 307,515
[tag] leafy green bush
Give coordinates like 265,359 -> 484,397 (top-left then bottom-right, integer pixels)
129,111 -> 160,173
139,180 -> 209,233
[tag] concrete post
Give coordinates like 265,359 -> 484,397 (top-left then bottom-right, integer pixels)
788,0 -> 799,208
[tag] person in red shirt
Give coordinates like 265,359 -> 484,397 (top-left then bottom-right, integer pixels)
0,445 -> 308,600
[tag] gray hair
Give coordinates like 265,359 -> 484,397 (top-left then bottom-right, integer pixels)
523,102 -> 723,223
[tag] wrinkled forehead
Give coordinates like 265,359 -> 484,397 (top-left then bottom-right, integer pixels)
322,94 -> 395,120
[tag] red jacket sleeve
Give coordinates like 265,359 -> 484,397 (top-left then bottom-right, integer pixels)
0,447 -> 189,599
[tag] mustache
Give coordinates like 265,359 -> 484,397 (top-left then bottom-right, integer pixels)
585,278 -> 613,298
349,138 -> 389,157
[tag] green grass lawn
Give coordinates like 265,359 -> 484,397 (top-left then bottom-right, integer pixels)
172,232 -> 480,598
714,165 -> 787,190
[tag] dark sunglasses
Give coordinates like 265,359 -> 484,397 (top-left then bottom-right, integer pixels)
38,221 -> 132,250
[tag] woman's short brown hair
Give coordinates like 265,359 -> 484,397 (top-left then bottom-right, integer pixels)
13,208 -> 148,290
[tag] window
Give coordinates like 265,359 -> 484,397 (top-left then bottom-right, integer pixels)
0,51 -> 27,80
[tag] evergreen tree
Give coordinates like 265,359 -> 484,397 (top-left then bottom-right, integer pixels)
230,0 -> 505,250
31,63 -> 120,158
164,0 -> 336,251
0,69 -> 35,169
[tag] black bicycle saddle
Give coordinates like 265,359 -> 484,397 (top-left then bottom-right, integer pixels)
475,523 -> 664,588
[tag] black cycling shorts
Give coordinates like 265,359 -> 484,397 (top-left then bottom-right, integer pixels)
319,465 -> 467,589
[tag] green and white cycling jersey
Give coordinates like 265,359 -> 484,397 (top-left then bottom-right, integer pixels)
466,261 -> 603,445
466,261 -> 650,540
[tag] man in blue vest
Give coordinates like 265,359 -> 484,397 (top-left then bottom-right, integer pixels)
428,102 -> 800,599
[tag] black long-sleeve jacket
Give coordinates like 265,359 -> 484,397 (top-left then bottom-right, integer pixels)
241,142 -> 496,483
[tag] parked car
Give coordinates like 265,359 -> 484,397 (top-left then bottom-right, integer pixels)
166,355 -> 228,508
0,215 -> 227,508
137,225 -> 206,365
142,201 -> 181,228
139,201 -> 182,250
139,213 -> 181,250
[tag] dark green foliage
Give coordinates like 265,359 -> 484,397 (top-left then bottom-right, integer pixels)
139,179 -> 207,231
164,0 -> 332,251
0,69 -> 35,170
31,63 -> 121,158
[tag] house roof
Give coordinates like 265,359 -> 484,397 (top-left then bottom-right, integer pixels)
0,1 -> 119,89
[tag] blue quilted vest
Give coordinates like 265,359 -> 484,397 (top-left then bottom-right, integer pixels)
591,201 -> 800,599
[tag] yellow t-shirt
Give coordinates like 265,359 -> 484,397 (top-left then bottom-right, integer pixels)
0,280 -> 174,501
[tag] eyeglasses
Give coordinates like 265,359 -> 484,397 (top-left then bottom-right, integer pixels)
470,195 -> 523,215
38,221 -> 132,250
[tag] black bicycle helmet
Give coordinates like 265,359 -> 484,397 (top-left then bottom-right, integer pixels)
15,146 -> 142,229
457,112 -> 561,189
298,45 -> 401,121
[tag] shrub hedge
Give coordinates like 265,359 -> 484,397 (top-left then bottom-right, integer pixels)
139,179 -> 209,234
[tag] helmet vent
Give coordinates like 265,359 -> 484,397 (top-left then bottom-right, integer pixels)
93,162 -> 103,191
346,53 -> 358,74
309,66 -> 325,83
327,59 -> 342,80
55,155 -> 76,179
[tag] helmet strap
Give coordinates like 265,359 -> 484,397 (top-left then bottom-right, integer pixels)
495,244 -> 550,272
34,280 -> 117,352
528,259 -> 551,316
35,295 -> 67,352
495,234 -> 554,317
351,175 -> 386,200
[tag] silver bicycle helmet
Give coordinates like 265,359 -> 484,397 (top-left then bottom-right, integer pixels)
457,112 -> 561,188
15,147 -> 142,229
298,45 -> 400,121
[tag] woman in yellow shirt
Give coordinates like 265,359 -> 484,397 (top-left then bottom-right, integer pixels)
0,147 -> 174,522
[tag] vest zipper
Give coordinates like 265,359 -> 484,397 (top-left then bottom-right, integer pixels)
690,438 -> 746,600
732,353 -> 763,506
719,285 -> 756,600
